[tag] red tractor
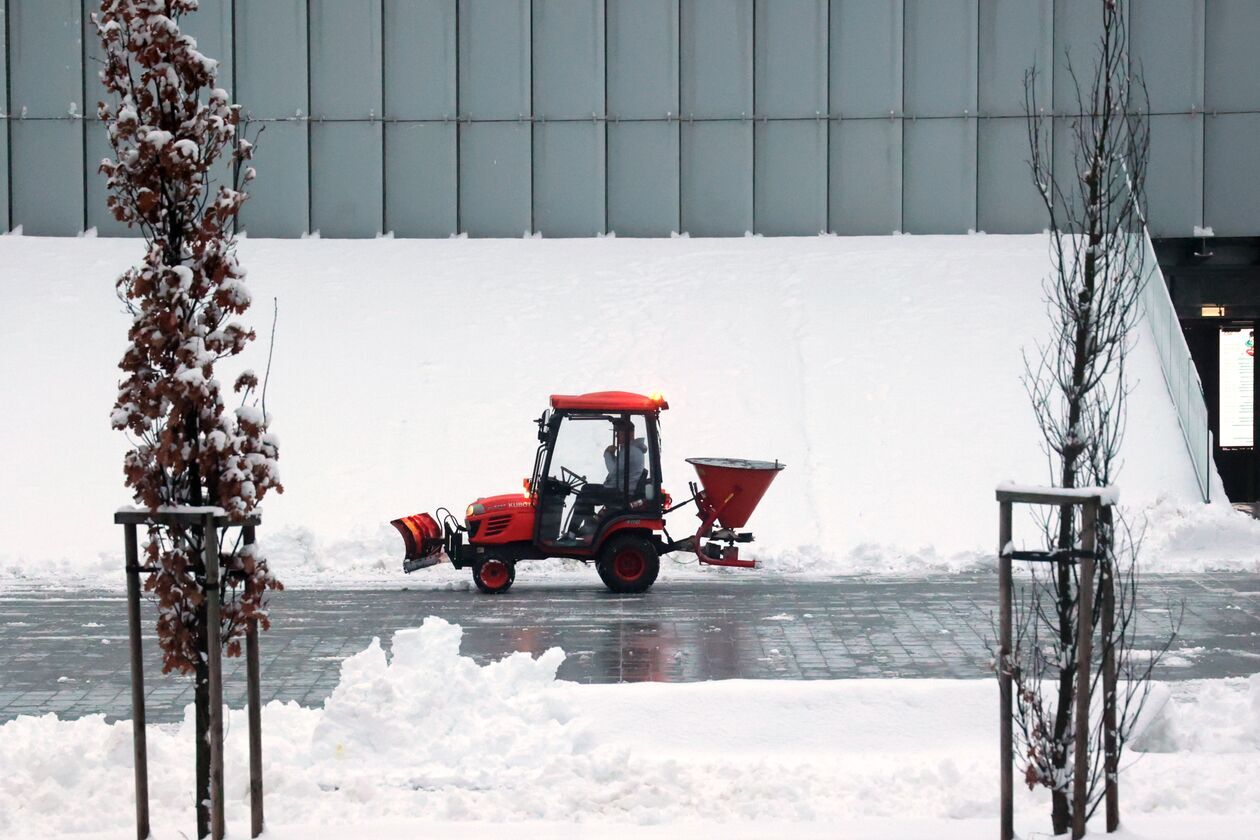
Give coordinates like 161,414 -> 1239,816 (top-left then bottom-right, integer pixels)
391,391 -> 783,594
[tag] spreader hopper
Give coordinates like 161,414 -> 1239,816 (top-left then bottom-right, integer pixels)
684,457 -> 785,568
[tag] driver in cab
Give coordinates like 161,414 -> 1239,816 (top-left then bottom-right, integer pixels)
566,422 -> 646,540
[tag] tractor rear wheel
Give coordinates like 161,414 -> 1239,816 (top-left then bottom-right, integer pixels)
596,534 -> 659,594
472,555 -> 515,594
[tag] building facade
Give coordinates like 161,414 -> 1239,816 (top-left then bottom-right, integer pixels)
1,0 -> 1258,239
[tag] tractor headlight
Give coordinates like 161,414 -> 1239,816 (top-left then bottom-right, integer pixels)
466,503 -> 485,518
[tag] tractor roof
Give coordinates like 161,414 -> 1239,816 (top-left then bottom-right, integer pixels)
549,391 -> 669,412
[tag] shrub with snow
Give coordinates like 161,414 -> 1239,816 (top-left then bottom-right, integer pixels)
97,0 -> 281,671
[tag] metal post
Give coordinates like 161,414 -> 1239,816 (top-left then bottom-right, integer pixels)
204,515 -> 225,840
244,525 -> 265,838
124,523 -> 151,840
1100,508 -> 1119,832
998,501 -> 1014,840
1073,501 -> 1098,839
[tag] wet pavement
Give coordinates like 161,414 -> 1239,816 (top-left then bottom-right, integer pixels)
1,574 -> 1258,724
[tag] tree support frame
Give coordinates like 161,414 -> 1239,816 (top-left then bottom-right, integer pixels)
116,510 -> 266,840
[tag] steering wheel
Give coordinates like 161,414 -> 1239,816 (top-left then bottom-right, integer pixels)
560,466 -> 588,492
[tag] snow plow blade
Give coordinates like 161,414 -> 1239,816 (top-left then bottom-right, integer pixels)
390,513 -> 444,572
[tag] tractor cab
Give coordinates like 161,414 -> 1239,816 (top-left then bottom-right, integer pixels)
533,392 -> 666,549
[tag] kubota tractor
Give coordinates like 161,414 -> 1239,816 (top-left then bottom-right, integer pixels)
391,391 -> 783,594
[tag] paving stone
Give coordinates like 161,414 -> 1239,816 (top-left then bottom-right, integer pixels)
1,575 -> 1258,723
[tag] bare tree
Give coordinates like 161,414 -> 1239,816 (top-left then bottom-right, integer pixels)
96,2 -> 281,836
1004,1 -> 1180,834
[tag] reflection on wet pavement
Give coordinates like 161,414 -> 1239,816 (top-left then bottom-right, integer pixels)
1,575 -> 1257,723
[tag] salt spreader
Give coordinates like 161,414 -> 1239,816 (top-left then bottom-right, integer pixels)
391,391 -> 784,594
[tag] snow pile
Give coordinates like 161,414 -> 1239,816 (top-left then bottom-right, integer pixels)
1132,674 -> 1260,754
1,619 -> 1259,838
1137,496 -> 1260,573
0,234 -> 1250,587
308,618 -> 579,794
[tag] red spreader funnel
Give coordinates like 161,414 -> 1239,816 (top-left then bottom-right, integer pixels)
686,458 -> 784,528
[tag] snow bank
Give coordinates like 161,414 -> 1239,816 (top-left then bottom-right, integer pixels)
0,618 -> 1257,838
0,234 -> 1251,588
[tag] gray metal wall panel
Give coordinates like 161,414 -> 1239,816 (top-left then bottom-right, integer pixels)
1052,0 -> 1103,113
755,0 -> 827,118
236,1 -> 308,119
458,0 -> 530,119
606,0 -> 678,118
830,118 -> 900,234
84,117 -> 136,237
979,0 -> 1052,117
385,122 -> 457,236
680,121 -> 751,235
5,0 -> 1260,239
311,122 -> 383,238
534,122 -> 605,236
0,1 -> 5,114
1204,113 -> 1260,236
0,3 -> 5,229
977,117 -> 1045,233
0,119 -> 8,232
10,119 -> 83,235
607,121 -> 679,235
755,120 -> 825,235
904,118 -> 977,234
311,0 -> 382,119
905,0 -> 977,117
186,0 -> 235,97
9,0 -> 80,118
82,2 -> 109,119
1144,114 -> 1203,237
534,0 -> 604,118
1205,0 -> 1260,112
384,0 -> 456,119
830,0 -> 902,117
1131,1 -> 1203,114
238,120 -> 309,237
459,122 -> 531,236
680,0 -> 752,118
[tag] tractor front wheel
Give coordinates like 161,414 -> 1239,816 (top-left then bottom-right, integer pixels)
472,555 -> 515,594
597,535 -> 660,594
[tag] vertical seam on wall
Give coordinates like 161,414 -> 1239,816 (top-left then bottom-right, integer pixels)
676,0 -> 682,233
825,0 -> 831,234
1200,0 -> 1207,229
231,0 -> 237,236
379,0 -> 386,236
4,0 -> 14,232
751,0 -> 757,235
602,0 -> 608,234
1049,0 -> 1055,199
899,0 -> 905,233
973,0 -> 979,232
529,0 -> 535,235
305,0 -> 313,234
81,0 -> 88,233
461,2 -> 466,236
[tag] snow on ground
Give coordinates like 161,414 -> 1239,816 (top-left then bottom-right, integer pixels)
1,234 -> 1257,590
0,618 -> 1256,839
